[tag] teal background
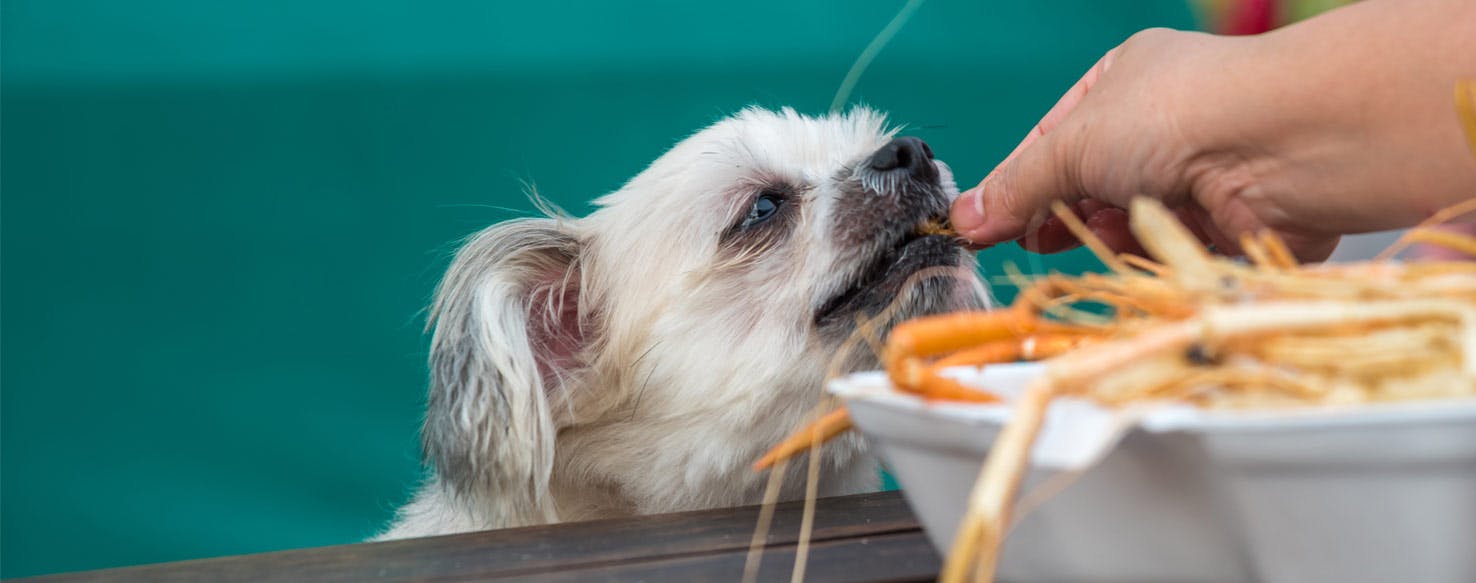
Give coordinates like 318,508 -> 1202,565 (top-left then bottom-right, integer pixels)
1,1 -> 1195,577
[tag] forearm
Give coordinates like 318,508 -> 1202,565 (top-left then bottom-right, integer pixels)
1218,0 -> 1476,232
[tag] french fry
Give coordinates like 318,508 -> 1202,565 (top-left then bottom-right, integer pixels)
752,408 -> 854,471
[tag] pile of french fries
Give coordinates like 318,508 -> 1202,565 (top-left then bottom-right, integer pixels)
939,196 -> 1476,583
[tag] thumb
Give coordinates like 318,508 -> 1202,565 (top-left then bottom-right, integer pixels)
951,126 -> 1087,245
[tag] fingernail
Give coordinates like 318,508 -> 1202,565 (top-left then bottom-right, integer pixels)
952,187 -> 987,237
955,188 -> 984,227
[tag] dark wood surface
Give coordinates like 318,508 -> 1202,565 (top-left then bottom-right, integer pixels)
16,491 -> 940,582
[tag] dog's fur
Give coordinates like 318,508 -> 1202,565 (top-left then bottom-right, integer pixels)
379,107 -> 987,539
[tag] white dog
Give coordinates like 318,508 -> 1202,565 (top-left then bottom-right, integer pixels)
380,107 -> 988,539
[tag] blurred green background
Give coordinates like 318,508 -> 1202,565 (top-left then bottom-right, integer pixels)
1,0 -> 1195,577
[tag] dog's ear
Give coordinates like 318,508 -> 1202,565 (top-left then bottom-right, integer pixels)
423,217 -> 587,527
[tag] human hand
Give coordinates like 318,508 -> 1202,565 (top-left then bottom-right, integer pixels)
952,1 -> 1476,262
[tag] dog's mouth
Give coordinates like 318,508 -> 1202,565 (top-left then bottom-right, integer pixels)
814,211 -> 963,326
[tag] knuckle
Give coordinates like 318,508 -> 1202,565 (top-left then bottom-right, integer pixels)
1048,122 -> 1090,199
1124,27 -> 1179,46
1118,27 -> 1202,61
993,164 -> 1036,225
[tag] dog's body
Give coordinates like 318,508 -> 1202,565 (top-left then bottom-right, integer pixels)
380,108 -> 987,540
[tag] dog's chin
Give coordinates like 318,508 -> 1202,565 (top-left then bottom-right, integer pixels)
814,234 -> 965,330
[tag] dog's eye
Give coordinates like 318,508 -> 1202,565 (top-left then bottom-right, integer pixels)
741,192 -> 784,228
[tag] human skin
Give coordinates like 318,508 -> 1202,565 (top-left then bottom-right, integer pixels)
951,0 -> 1476,261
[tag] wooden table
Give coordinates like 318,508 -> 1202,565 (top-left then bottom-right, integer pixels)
18,491 -> 940,582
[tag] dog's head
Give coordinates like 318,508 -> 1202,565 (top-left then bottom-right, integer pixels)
422,108 -> 985,525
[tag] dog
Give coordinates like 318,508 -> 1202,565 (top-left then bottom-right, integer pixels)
379,107 -> 988,539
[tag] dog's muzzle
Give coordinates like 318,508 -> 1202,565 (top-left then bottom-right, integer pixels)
815,136 -> 966,329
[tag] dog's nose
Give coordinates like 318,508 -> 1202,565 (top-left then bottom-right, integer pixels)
867,137 -> 937,181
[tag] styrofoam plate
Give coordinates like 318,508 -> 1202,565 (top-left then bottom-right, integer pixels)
830,363 -> 1476,583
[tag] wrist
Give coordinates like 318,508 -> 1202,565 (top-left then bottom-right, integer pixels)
1181,9 -> 1473,236
1238,0 -> 1476,228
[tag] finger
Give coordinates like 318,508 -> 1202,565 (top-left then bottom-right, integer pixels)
1016,200 -> 1105,254
1178,205 -> 1243,256
1177,203 -> 1338,262
1075,199 -> 1117,219
1085,206 -> 1147,257
1016,215 -> 1083,254
959,120 -> 1092,246
1277,232 -> 1341,263
1017,203 -> 1144,259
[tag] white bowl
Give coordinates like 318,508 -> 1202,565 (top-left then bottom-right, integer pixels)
830,364 -> 1476,583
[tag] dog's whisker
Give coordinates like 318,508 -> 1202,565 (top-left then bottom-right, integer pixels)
626,342 -> 663,422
